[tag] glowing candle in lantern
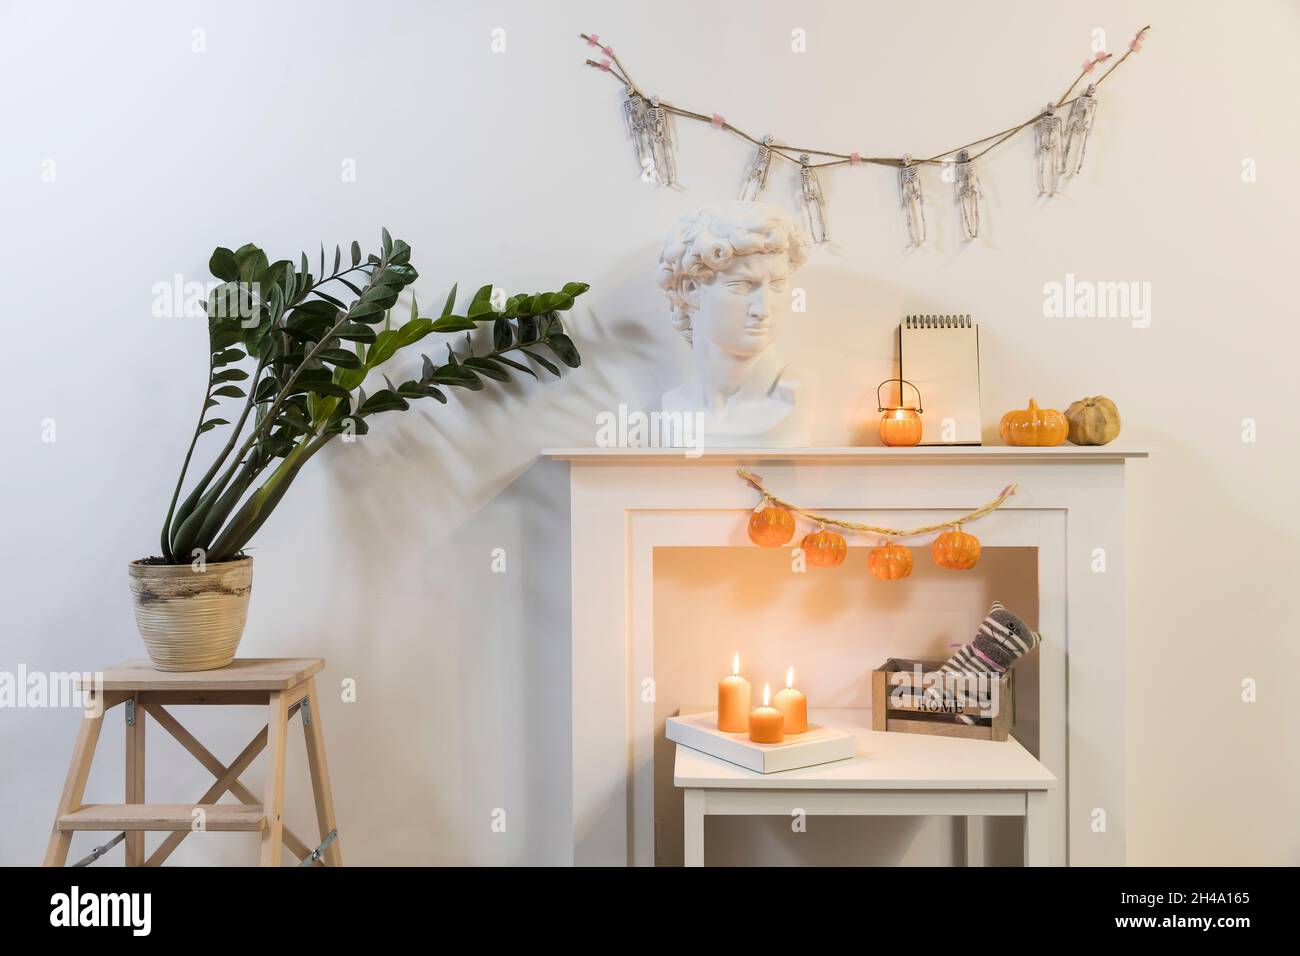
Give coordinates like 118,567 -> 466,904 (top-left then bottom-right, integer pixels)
772,666 -> 808,734
748,682 -> 785,743
717,652 -> 751,733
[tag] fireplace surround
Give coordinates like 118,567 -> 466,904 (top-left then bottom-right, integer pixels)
546,446 -> 1146,866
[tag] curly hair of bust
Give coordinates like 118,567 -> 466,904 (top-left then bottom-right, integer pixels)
657,203 -> 809,344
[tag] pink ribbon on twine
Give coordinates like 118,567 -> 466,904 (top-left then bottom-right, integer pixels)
850,152 -> 861,166
598,58 -> 611,71
711,113 -> 725,130
586,33 -> 600,46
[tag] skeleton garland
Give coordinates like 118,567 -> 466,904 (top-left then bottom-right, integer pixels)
586,26 -> 1148,242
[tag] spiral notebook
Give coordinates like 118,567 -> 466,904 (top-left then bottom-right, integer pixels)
899,315 -> 982,445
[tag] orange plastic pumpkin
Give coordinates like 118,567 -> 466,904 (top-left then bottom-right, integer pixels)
868,541 -> 913,580
801,528 -> 848,567
931,527 -> 980,570
999,398 -> 1068,446
748,505 -> 795,548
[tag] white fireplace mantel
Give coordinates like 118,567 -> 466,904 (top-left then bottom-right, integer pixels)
545,445 -> 1147,867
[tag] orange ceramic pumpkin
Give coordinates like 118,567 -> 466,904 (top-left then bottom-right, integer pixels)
999,398 -> 1068,446
868,541 -> 913,580
801,528 -> 848,567
748,505 -> 795,548
931,527 -> 981,570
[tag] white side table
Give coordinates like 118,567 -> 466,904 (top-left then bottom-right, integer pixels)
674,709 -> 1057,867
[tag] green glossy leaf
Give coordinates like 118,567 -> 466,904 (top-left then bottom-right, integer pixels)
464,357 -> 510,382
211,385 -> 246,399
493,318 -> 512,351
440,284 -> 457,318
493,354 -> 537,379
334,322 -> 376,343
349,301 -> 386,323
381,227 -> 393,257
362,286 -> 400,310
358,388 -> 409,415
429,315 -> 476,333
319,348 -> 363,369
198,418 -> 230,433
212,368 -> 250,383
467,284 -> 495,318
545,333 -> 581,368
213,348 -> 246,366
430,365 -> 483,390
350,241 -> 361,267
254,377 -> 280,402
520,348 -> 560,377
209,247 -> 239,282
397,380 -> 448,403
234,244 -> 268,285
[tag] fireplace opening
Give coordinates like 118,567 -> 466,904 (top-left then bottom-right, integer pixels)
651,544 -> 1040,866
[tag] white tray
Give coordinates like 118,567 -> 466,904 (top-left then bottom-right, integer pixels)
666,710 -> 856,774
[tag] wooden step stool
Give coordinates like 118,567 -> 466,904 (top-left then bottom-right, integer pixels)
43,658 -> 341,867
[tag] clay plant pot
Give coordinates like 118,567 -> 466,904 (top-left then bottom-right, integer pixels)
128,556 -> 253,671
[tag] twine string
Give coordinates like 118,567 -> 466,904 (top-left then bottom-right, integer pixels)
737,468 -> 1017,539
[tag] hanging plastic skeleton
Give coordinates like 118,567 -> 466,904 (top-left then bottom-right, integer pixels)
955,150 -> 982,240
1035,103 -> 1064,196
620,86 -> 651,176
645,95 -> 677,186
1064,84 -> 1098,177
798,153 -> 829,243
897,154 -> 926,245
739,135 -> 775,201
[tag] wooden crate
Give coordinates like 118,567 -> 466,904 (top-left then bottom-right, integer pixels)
870,657 -> 1015,742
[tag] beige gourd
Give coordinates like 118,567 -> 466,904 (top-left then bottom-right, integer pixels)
1064,396 -> 1121,445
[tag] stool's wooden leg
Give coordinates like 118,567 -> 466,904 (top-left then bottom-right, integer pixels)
259,690 -> 288,867
43,694 -> 107,866
125,693 -> 145,866
301,678 -> 342,866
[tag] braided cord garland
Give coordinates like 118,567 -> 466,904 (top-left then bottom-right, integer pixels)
737,468 -> 1017,539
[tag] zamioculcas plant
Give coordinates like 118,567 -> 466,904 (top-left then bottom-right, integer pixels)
160,229 -> 586,563
132,229 -> 587,671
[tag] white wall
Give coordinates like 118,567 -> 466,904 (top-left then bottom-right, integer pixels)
2,0 -> 1297,865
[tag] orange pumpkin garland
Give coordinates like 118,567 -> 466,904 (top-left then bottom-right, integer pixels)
868,541 -> 913,580
801,527 -> 848,567
931,527 -> 981,570
747,504 -> 795,548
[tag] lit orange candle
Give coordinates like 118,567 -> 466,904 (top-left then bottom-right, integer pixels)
772,666 -> 808,734
717,652 -> 751,733
748,683 -> 784,743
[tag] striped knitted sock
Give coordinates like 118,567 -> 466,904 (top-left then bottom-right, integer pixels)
929,602 -> 1040,725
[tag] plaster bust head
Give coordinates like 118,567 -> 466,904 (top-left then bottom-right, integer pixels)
657,201 -> 808,358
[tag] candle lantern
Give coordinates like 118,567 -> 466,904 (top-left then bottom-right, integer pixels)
876,377 -> 924,447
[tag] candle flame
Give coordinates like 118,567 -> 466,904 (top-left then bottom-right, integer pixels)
762,682 -> 771,707
732,652 -> 739,676
786,666 -> 794,689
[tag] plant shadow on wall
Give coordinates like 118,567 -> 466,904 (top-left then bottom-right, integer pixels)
140,229 -> 587,671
